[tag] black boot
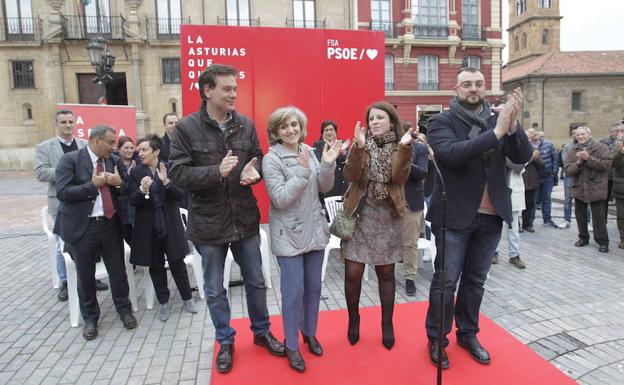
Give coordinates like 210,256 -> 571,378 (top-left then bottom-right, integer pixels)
285,347 -> 305,373
302,334 -> 323,356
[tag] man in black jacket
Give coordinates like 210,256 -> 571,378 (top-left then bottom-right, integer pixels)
169,64 -> 284,373
425,68 -> 532,368
54,126 -> 136,340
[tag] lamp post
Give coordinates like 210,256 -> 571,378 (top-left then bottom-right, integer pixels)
86,36 -> 115,104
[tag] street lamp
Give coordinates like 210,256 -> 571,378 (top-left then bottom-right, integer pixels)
86,36 -> 115,103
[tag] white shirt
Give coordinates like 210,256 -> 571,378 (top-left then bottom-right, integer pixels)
87,146 -> 104,217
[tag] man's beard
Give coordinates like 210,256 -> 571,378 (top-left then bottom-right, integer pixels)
458,94 -> 483,110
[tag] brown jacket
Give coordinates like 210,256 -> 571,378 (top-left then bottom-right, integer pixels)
522,150 -> 544,191
342,142 -> 412,217
563,139 -> 611,203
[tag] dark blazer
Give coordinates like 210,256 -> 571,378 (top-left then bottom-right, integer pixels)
426,110 -> 532,229
404,142 -> 429,212
160,133 -> 171,162
53,147 -> 125,243
126,163 -> 189,266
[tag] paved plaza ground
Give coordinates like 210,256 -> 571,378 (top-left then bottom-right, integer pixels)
0,171 -> 623,385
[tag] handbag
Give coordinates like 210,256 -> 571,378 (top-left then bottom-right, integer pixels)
329,209 -> 357,241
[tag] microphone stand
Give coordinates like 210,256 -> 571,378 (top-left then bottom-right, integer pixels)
429,152 -> 447,385
415,136 -> 447,385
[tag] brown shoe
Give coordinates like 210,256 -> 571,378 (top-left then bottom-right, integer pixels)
619,241 -> 624,249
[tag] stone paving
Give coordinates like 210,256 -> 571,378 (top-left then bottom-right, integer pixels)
0,171 -> 623,384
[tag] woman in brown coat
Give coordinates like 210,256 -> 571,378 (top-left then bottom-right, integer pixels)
341,101 -> 414,350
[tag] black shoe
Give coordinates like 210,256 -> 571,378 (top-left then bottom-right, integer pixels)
428,341 -> 449,369
83,321 -> 97,341
599,244 -> 609,253
95,279 -> 109,291
285,347 -> 305,373
405,279 -> 416,296
302,334 -> 323,356
382,322 -> 395,350
575,239 -> 589,247
347,315 -> 360,345
120,313 -> 137,329
457,335 -> 490,364
216,344 -> 234,373
58,282 -> 68,302
253,331 -> 286,356
522,225 -> 534,233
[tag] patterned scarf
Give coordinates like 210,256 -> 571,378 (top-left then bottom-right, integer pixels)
449,96 -> 492,139
364,130 -> 397,200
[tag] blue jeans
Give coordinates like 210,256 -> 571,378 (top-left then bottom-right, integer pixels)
537,177 -> 554,223
52,215 -> 67,283
425,213 -> 502,345
276,250 -> 324,350
563,176 -> 573,222
195,233 -> 270,345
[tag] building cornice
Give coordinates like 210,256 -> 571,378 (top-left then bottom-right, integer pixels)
508,15 -> 563,31
503,72 -> 624,85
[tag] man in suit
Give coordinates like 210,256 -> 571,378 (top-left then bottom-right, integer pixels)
159,112 -> 178,162
34,110 -> 108,301
425,68 -> 531,368
54,125 -> 137,340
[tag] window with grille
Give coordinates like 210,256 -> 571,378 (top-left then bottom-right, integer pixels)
538,0 -> 551,8
5,0 -> 34,35
12,60 -> 35,89
542,29 -> 550,45
162,58 -> 180,84
461,56 -> 481,69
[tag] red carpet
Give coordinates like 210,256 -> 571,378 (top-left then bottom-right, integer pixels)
211,301 -> 578,385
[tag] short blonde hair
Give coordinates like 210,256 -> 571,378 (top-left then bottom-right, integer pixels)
267,106 -> 308,146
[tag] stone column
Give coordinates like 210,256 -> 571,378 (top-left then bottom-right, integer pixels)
125,0 -> 143,36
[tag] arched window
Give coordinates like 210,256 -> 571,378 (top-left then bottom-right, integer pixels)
168,98 -> 178,113
22,103 -> 33,122
521,32 -> 527,49
514,35 -> 520,51
542,29 -> 550,45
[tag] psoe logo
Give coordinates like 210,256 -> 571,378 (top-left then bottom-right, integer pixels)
326,39 -> 378,61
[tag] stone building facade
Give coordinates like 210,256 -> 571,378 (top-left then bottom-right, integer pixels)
503,0 -> 624,147
0,0 -> 354,170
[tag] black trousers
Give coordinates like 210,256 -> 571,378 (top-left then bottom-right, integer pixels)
522,189 -> 537,227
69,217 -> 132,323
149,235 -> 193,305
575,199 -> 609,246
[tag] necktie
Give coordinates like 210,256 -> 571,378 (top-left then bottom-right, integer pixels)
96,158 -> 115,219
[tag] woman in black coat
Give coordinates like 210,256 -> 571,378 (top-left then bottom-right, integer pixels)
312,120 -> 349,199
127,134 -> 197,321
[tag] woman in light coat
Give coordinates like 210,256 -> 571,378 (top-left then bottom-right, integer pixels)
262,106 -> 341,373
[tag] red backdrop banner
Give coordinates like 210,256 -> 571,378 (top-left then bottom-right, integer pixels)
180,25 -> 385,221
57,104 -> 137,140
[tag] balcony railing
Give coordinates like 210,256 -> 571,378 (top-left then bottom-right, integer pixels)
0,17 -> 42,42
413,24 -> 448,39
385,82 -> 394,91
217,17 -> 260,27
370,21 -> 394,37
285,18 -> 326,29
462,24 -> 483,40
146,17 -> 189,40
418,82 -> 439,91
61,15 -> 126,40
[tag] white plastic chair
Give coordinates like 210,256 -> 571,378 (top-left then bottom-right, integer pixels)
322,196 -> 369,282
419,202 -> 438,272
223,228 -> 272,293
41,206 -> 60,289
144,208 -> 206,309
63,241 -> 138,327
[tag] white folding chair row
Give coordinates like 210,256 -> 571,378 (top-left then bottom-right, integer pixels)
321,196 -> 369,282
63,240 -> 138,327
144,208 -> 205,309
40,206 -> 60,289
223,228 -> 272,293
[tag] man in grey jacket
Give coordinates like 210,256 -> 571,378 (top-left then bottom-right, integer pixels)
34,110 -> 88,301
